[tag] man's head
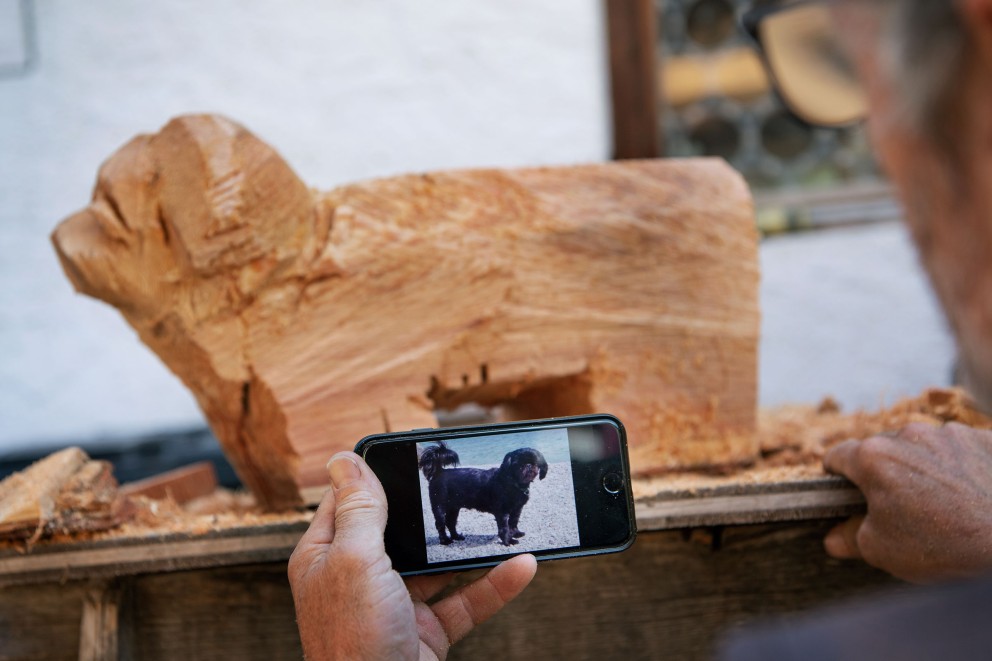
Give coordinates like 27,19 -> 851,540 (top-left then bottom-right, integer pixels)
755,0 -> 992,409
833,0 -> 992,410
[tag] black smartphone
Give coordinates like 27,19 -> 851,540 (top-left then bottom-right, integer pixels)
354,414 -> 636,576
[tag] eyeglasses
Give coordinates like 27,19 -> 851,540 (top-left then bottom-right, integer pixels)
741,1 -> 868,127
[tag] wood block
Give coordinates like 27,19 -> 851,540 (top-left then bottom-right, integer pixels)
51,114 -> 759,509
120,462 -> 218,505
0,448 -> 130,540
0,447 -> 87,535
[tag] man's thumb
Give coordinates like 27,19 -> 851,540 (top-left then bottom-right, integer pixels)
327,452 -> 388,548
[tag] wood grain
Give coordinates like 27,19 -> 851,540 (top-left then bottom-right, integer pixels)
449,522 -> 899,661
636,476 -> 865,529
78,582 -> 123,661
0,580 -> 87,661
0,522 -> 900,661
130,564 -> 302,661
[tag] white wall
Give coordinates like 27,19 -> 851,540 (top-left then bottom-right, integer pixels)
0,0 -> 611,450
0,0 -> 957,453
759,223 -> 955,411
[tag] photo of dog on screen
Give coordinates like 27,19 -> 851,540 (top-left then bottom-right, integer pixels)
417,429 -> 581,563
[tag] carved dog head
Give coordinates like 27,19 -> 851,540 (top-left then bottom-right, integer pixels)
51,114 -> 313,324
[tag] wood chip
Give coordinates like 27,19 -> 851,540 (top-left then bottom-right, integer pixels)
0,448 -> 132,541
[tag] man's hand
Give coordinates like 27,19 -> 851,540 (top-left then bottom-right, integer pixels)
288,452 -> 537,661
823,422 -> 992,583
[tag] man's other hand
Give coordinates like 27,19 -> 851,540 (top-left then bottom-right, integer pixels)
824,422 -> 992,583
288,452 -> 537,660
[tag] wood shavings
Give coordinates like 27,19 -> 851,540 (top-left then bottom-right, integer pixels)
634,387 -> 991,501
0,448 -> 131,542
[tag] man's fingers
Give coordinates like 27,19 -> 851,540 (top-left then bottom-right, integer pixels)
407,572 -> 455,603
327,452 -> 389,550
823,438 -> 866,485
430,554 -> 537,646
824,515 -> 865,559
295,485 -> 337,550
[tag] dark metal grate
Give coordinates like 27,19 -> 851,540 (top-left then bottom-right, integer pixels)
656,0 -> 880,190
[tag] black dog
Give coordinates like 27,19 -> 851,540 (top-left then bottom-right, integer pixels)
419,442 -> 548,546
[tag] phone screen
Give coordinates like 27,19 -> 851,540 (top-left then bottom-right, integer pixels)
356,415 -> 635,575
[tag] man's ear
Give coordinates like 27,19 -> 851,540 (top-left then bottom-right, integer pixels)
961,0 -> 992,69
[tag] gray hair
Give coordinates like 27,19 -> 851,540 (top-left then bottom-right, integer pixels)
884,0 -> 967,148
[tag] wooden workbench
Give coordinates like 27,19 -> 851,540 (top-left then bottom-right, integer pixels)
0,473 -> 897,661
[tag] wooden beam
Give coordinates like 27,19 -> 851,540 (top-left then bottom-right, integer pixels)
0,524 -> 305,588
78,581 -> 124,661
0,476 -> 865,587
636,475 -> 865,529
120,462 -> 218,505
606,0 -> 660,159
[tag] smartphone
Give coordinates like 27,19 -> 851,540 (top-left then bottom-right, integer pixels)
354,414 -> 636,576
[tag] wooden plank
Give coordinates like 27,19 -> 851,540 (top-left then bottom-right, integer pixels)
131,564 -> 302,661
0,580 -> 88,661
78,581 -> 122,661
0,523 -> 306,587
2,522 -> 900,661
606,0 -> 660,158
636,476 -> 866,529
449,522 -> 900,661
0,477 -> 864,586
120,462 -> 218,505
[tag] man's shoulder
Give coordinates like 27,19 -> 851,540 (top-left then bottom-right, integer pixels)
718,573 -> 992,661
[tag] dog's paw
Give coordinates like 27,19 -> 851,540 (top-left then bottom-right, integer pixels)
439,537 -> 453,545
512,531 -> 525,538
505,537 -> 519,545
450,532 -> 465,541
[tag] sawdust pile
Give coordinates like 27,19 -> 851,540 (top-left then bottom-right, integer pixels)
107,489 -> 309,540
632,387 -> 992,499
0,450 -> 309,548
757,387 -> 992,466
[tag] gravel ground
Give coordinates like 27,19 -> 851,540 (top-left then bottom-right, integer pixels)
421,461 -> 580,564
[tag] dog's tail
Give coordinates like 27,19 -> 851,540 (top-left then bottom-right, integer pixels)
419,442 -> 459,482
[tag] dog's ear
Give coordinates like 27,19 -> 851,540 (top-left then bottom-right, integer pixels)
500,451 -> 516,473
536,451 -> 548,480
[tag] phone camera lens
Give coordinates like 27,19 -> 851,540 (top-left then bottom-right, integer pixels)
602,471 -> 623,494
